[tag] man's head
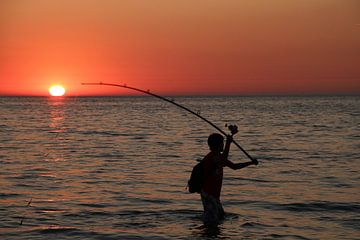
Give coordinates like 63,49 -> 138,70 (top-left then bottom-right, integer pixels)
208,133 -> 224,152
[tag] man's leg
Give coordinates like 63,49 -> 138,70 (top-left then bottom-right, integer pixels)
201,192 -> 221,225
215,198 -> 225,220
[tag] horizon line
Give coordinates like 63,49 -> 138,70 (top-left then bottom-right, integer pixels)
0,92 -> 359,98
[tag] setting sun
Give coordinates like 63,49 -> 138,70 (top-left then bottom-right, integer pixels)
49,85 -> 66,96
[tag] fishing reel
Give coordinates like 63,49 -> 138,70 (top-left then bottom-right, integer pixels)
226,124 -> 239,135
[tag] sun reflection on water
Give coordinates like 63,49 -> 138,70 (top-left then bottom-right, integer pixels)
47,97 -> 66,161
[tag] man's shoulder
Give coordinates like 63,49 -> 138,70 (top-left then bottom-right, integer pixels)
203,152 -> 214,161
203,152 -> 223,165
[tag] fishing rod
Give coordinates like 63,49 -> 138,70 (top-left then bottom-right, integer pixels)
82,82 -> 258,164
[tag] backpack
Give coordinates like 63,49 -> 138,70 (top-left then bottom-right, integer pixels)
188,160 -> 204,193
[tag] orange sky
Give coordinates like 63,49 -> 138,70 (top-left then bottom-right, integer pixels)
0,0 -> 359,96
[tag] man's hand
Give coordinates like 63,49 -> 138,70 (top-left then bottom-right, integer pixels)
227,124 -> 239,135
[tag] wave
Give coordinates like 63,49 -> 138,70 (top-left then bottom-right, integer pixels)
0,193 -> 22,199
77,203 -> 112,208
258,201 -> 360,213
36,225 -> 78,234
78,130 -> 123,136
28,226 -> 147,240
268,233 -> 312,240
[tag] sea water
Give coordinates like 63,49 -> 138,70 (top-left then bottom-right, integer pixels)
0,96 -> 359,239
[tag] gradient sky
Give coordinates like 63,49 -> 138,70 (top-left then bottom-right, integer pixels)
1,0 -> 359,96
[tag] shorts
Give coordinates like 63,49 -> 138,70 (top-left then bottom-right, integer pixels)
200,191 -> 225,225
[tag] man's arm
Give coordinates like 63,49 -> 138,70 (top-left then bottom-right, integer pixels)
222,135 -> 232,160
226,160 -> 255,170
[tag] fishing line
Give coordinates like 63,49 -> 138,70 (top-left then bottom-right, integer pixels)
82,82 -> 258,163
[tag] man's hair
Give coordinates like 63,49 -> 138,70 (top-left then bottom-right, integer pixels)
207,133 -> 224,151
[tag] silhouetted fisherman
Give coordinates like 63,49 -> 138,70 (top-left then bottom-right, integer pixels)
201,129 -> 258,225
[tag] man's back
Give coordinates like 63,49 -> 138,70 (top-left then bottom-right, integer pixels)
202,151 -> 224,199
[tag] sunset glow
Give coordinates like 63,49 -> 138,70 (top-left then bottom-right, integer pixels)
49,85 -> 66,97
0,1 -> 359,96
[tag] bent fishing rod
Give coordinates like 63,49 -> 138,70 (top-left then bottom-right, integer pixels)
82,82 -> 258,164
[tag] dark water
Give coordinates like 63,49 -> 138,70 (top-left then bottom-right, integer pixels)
0,96 -> 359,239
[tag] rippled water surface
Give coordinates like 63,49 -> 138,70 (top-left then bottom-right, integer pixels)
0,96 -> 359,239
